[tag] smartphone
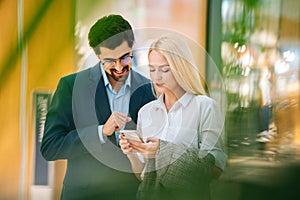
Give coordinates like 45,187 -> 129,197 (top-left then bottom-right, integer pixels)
120,130 -> 144,143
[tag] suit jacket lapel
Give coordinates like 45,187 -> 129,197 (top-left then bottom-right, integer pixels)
95,77 -> 112,123
88,64 -> 112,124
129,71 -> 145,118
89,64 -> 117,144
125,74 -> 140,130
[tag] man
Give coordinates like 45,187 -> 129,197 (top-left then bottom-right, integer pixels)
41,14 -> 155,199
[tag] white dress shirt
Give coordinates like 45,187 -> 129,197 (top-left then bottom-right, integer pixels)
137,92 -> 227,170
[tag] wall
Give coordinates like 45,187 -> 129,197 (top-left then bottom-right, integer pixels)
0,0 -> 75,199
0,1 -> 20,199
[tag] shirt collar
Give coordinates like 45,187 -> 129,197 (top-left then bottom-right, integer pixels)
178,92 -> 194,107
156,94 -> 165,108
100,64 -> 131,88
155,92 -> 194,109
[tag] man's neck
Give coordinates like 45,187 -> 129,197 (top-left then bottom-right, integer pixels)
108,76 -> 125,93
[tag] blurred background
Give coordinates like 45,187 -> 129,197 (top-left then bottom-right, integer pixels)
0,0 -> 299,199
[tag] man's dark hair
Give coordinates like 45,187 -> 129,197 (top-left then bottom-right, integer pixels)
88,14 -> 134,54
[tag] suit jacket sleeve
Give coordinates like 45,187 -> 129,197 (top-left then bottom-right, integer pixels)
40,75 -> 94,160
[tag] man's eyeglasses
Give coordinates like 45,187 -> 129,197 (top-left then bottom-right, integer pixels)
101,53 -> 133,68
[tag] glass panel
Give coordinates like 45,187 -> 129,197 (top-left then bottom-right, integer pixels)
221,0 -> 300,158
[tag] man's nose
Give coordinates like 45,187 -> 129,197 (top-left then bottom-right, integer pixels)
114,60 -> 123,71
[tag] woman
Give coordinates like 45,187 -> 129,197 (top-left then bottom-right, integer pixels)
120,35 -> 227,200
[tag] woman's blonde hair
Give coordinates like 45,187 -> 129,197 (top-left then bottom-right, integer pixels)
148,34 -> 206,96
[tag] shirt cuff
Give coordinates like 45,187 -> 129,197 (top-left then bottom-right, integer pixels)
210,149 -> 227,171
97,125 -> 107,144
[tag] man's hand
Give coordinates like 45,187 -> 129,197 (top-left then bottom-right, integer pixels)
102,111 -> 131,136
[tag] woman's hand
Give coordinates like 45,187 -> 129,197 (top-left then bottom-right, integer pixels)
119,134 -> 145,179
119,134 -> 134,155
129,137 -> 160,159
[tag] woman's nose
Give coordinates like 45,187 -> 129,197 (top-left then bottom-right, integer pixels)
152,70 -> 162,80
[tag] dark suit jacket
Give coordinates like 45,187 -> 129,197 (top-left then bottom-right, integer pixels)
41,63 -> 155,200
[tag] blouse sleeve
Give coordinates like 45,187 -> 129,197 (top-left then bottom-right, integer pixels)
198,99 -> 227,171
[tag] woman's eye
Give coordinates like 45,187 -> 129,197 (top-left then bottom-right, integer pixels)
161,68 -> 170,73
149,66 -> 170,73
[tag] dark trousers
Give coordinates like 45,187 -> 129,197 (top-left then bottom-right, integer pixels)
260,105 -> 272,131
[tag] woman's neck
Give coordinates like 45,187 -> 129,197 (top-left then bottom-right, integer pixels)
163,88 -> 185,112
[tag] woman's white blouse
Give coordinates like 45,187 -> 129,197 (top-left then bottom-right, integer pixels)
137,92 -> 227,170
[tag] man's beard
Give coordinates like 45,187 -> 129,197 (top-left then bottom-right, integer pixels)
107,65 -> 130,82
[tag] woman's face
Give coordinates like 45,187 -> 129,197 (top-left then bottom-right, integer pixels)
148,50 -> 180,95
